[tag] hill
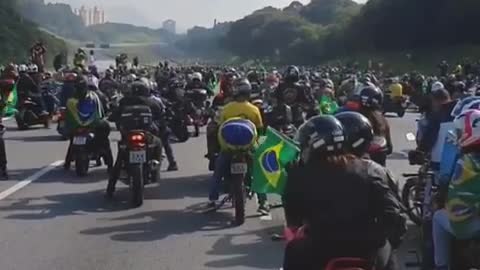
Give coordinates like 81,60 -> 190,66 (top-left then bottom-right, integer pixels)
15,0 -> 177,44
1,0 -> 66,64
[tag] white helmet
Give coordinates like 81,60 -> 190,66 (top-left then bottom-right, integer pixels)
28,64 -> 38,73
431,81 -> 445,92
454,109 -> 480,149
18,64 -> 28,73
192,72 -> 202,81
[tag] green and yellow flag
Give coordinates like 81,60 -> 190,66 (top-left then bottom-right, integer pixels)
252,127 -> 300,195
3,84 -> 18,117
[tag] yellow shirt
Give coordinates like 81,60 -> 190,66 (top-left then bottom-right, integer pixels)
220,101 -> 264,129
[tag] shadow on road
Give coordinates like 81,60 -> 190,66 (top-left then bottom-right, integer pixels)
389,150 -> 409,160
0,189 -> 130,220
5,134 -> 63,142
144,173 -> 211,200
204,225 -> 284,269
80,209 -> 231,242
42,167 -> 110,184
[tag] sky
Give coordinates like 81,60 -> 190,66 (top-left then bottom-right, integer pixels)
45,0 -> 367,32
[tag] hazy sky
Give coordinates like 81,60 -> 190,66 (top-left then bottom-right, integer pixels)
46,0 -> 367,32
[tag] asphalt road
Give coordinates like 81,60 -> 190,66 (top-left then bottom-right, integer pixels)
0,112 -> 419,270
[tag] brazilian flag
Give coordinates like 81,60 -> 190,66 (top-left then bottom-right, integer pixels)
3,84 -> 18,117
318,95 -> 338,115
252,127 -> 300,195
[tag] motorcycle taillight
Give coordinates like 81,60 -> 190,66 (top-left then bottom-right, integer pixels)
129,132 -> 146,148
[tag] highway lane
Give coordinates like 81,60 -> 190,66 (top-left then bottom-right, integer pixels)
0,113 -> 419,270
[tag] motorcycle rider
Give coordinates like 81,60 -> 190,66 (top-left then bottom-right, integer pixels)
107,79 -> 164,198
431,108 -> 480,270
416,85 -> 456,172
0,79 -> 14,179
357,85 -> 393,166
275,65 -> 317,127
185,72 -> 213,96
282,115 -> 405,270
99,69 -> 119,95
17,64 -> 48,116
207,78 -> 269,213
63,75 -> 113,172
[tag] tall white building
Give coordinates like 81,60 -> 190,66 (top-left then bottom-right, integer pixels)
162,19 -> 176,34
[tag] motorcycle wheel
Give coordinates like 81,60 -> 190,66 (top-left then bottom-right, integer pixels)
397,109 -> 406,118
401,177 -> 423,226
231,174 -> 246,226
75,149 -> 90,177
130,165 -> 144,207
15,109 -> 28,130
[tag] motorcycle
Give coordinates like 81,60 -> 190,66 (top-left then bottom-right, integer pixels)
165,100 -> 190,143
70,127 -> 96,176
383,94 -> 409,117
185,88 -> 208,137
117,106 -> 161,207
14,95 -> 50,130
228,150 -> 250,225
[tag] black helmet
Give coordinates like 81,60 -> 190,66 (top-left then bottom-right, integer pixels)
359,86 -> 383,109
131,80 -> 150,97
232,78 -> 252,98
335,111 -> 374,156
295,115 -> 346,163
284,65 -> 300,82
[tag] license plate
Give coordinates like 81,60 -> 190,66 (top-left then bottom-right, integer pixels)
129,150 -> 146,164
73,136 -> 87,145
231,163 -> 248,174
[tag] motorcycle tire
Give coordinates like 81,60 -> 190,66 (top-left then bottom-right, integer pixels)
15,109 -> 28,130
231,174 -> 246,226
130,165 -> 144,207
401,177 -> 423,226
75,150 -> 90,177
397,109 -> 406,118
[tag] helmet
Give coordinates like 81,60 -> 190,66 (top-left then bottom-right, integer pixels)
295,115 -> 346,163
431,81 -> 445,92
126,74 -> 137,83
358,86 -> 383,109
192,72 -> 202,81
454,109 -> 480,149
28,64 -> 38,73
64,72 -> 77,82
232,78 -> 252,98
105,69 -> 113,77
335,111 -> 374,156
451,97 -> 480,117
18,64 -> 28,73
284,65 -> 300,82
388,83 -> 403,94
131,80 -> 150,97
74,75 -> 89,98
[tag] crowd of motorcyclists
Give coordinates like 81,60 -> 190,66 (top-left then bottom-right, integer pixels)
3,44 -> 480,269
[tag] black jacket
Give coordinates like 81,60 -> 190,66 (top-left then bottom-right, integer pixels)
284,158 -> 405,251
16,73 -> 38,96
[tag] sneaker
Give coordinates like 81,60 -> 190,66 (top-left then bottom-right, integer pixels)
257,203 -> 270,215
167,162 -> 178,171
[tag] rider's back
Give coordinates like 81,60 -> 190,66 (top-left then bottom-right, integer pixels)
220,100 -> 263,129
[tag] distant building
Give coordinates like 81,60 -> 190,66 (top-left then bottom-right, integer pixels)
162,19 -> 176,34
74,5 -> 105,26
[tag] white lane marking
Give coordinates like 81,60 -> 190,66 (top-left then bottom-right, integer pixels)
2,117 -> 11,121
260,214 -> 272,221
0,160 -> 64,200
